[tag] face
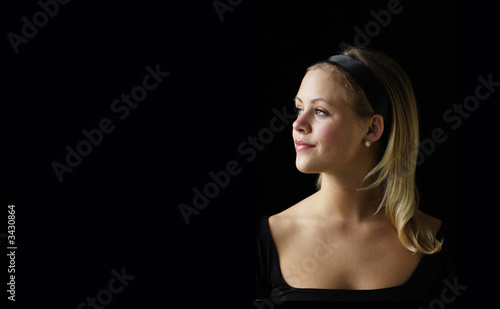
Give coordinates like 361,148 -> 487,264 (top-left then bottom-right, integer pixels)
292,68 -> 368,175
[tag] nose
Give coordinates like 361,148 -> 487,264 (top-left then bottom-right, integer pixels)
292,113 -> 311,134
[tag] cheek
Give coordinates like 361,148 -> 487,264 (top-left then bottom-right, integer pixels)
316,120 -> 362,160
316,121 -> 349,150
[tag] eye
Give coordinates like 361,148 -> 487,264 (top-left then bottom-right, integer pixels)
315,108 -> 328,116
294,106 -> 303,116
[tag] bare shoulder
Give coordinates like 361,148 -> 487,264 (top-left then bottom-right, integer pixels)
268,202 -> 300,240
268,193 -> 317,241
415,210 -> 443,236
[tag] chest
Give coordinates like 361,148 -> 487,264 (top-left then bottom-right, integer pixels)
274,228 -> 422,290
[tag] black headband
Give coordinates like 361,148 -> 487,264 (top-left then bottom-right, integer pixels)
326,55 -> 392,127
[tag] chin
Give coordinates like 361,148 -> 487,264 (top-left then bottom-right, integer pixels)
295,159 -> 322,174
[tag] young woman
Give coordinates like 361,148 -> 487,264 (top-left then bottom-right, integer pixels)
256,47 -> 455,301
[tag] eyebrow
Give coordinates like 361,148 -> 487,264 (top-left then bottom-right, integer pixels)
294,96 -> 334,106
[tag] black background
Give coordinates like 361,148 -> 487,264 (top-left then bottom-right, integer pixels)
3,0 -> 497,308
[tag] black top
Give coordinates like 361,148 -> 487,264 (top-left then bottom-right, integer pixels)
256,216 -> 456,301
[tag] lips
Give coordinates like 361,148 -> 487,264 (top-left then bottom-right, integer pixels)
295,139 -> 316,151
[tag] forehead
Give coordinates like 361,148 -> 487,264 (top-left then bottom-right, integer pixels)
296,68 -> 346,104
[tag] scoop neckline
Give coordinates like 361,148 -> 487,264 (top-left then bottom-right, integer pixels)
263,215 -> 442,292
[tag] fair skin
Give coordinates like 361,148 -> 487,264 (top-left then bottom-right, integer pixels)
268,68 -> 442,290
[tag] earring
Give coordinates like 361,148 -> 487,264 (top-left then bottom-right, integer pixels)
365,140 -> 372,148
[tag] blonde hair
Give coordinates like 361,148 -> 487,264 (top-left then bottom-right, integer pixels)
312,47 -> 442,255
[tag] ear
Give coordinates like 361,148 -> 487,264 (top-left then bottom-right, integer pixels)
365,115 -> 385,143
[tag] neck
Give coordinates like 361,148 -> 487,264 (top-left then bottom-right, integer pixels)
314,167 -> 382,223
